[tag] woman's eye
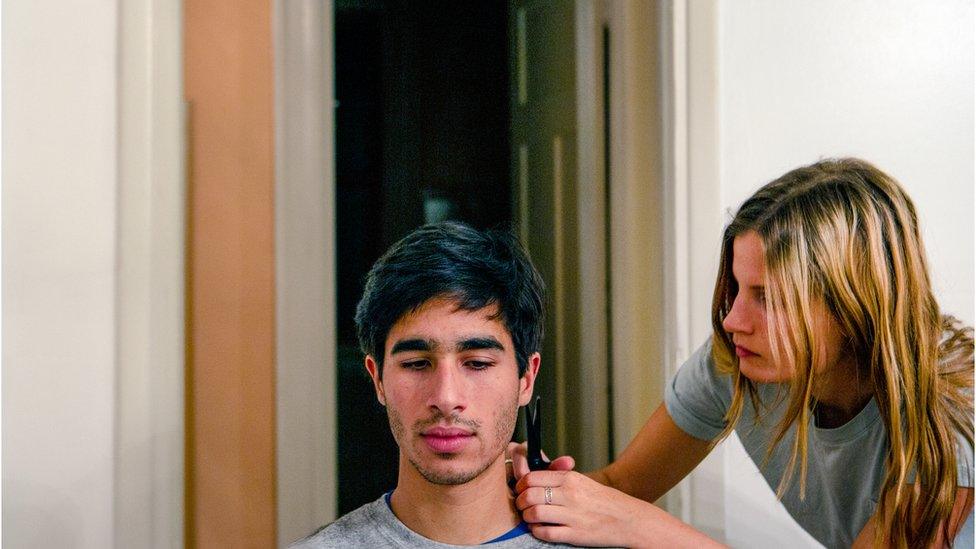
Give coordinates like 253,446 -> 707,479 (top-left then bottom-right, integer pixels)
401,360 -> 429,370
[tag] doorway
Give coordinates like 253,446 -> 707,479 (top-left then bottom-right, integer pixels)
278,1 -> 669,540
333,0 -> 512,514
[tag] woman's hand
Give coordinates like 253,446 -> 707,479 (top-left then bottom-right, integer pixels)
515,470 -> 725,548
505,441 -> 576,487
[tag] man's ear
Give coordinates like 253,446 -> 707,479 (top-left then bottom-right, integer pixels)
517,352 -> 541,406
364,355 -> 386,406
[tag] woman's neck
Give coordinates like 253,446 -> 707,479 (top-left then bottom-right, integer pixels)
811,355 -> 874,428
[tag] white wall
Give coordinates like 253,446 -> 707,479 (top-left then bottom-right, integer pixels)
3,2 -> 184,547
709,1 -> 974,547
2,2 -> 119,547
719,0 -> 974,323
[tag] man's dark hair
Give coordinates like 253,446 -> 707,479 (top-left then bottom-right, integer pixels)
355,221 -> 545,378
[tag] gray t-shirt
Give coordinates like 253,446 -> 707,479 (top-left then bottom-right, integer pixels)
665,341 -> 975,549
290,494 -> 580,548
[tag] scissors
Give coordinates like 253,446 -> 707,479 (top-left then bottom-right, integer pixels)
526,395 -> 551,471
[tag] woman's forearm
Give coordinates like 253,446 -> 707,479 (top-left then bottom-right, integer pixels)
581,405 -> 714,504
584,467 -> 612,488
627,500 -> 727,549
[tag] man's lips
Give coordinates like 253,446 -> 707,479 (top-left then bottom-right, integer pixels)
735,345 -> 758,358
421,427 -> 474,453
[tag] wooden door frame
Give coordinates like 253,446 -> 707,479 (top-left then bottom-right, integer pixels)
184,0 -> 277,546
603,0 -> 667,459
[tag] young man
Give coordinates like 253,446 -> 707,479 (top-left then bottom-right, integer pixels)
293,222 -> 579,548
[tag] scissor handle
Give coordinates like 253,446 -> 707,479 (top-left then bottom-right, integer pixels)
526,396 -> 550,471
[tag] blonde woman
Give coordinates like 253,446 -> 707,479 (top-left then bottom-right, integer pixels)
512,158 -> 974,548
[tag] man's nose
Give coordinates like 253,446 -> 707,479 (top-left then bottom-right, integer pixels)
426,361 -> 466,415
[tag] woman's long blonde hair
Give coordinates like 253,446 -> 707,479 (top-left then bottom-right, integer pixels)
711,158 -> 973,548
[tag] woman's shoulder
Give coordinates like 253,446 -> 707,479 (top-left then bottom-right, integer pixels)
664,339 -> 736,440
674,339 -> 730,393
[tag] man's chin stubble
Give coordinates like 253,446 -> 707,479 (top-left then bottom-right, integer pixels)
409,455 -> 494,486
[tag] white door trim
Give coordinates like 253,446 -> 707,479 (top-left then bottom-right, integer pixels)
115,0 -> 186,546
666,0 -> 726,539
274,1 -> 337,546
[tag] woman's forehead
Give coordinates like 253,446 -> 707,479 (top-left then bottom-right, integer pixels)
731,232 -> 766,280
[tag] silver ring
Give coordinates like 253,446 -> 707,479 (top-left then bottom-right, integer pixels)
504,459 -> 513,465
544,486 -> 553,505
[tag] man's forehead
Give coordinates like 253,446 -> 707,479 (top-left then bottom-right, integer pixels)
396,298 -> 503,326
411,296 -> 500,315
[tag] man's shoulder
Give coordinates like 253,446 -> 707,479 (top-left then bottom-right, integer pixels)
288,497 -> 389,549
288,494 -> 606,548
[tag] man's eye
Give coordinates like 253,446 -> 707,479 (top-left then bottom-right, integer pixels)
401,360 -> 429,370
465,360 -> 493,370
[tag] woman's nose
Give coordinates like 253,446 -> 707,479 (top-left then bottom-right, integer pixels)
722,297 -> 752,335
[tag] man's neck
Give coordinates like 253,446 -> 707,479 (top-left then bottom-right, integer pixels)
389,455 -> 520,545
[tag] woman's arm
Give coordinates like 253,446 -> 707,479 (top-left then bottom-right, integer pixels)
513,403 -> 719,547
594,403 -> 713,503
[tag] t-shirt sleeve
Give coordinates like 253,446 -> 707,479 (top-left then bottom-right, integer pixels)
664,340 -> 734,442
957,429 -> 974,488
954,430 -> 975,548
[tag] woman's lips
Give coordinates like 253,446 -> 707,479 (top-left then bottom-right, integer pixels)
735,345 -> 758,358
422,427 -> 474,453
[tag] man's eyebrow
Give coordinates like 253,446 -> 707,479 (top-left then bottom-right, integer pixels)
390,338 -> 437,354
455,337 -> 505,353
